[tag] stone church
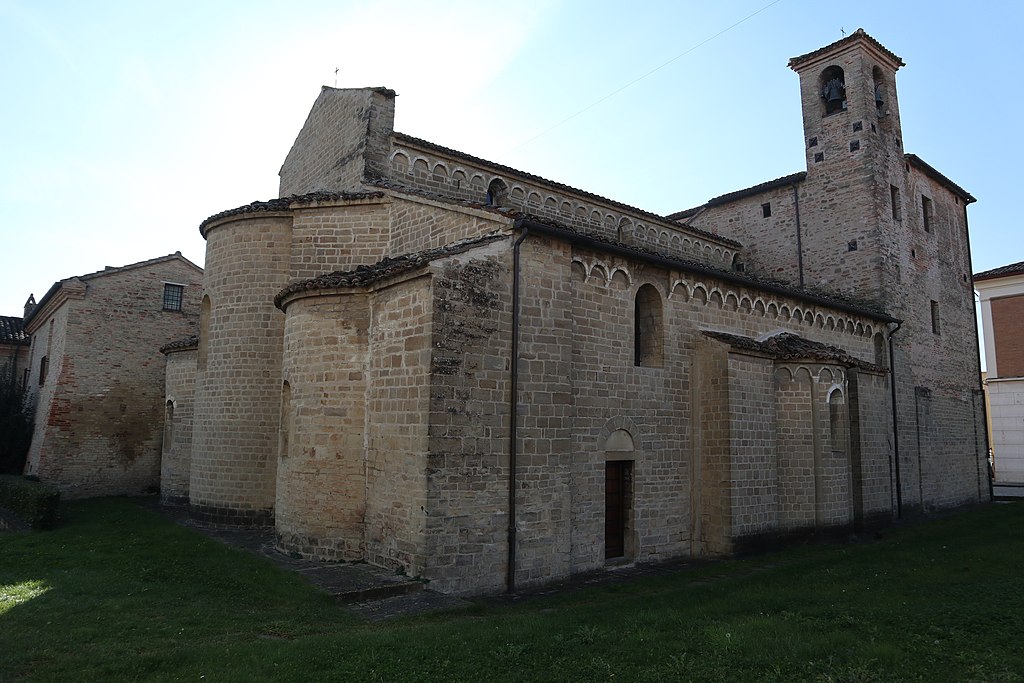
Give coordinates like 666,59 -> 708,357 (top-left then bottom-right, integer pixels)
163,30 -> 989,595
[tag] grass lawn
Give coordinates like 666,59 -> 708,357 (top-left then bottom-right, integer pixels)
1,498 -> 1022,682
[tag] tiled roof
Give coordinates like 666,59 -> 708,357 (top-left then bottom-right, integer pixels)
392,132 -> 740,248
0,316 -> 28,345
160,335 -> 199,355
974,260 -> 1024,282
667,171 -> 807,220
199,191 -> 386,234
703,331 -> 884,372
275,233 -> 508,308
904,154 -> 976,204
788,28 -> 904,70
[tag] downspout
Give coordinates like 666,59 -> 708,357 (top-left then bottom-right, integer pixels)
792,182 -> 805,287
507,222 -> 530,594
888,320 -> 903,518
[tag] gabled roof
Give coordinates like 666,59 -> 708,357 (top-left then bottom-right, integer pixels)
788,28 -> 904,71
25,252 -> 203,328
667,171 -> 806,220
905,154 -> 976,205
703,331 -> 884,372
974,260 -> 1024,283
0,316 -> 28,346
392,132 -> 740,248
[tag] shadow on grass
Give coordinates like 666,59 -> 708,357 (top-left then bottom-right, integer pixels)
2,498 -> 1023,681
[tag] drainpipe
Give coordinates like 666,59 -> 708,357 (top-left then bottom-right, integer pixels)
792,182 -> 804,287
888,320 -> 903,518
507,222 -> 530,594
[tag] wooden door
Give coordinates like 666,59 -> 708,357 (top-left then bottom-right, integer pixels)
605,461 -> 627,559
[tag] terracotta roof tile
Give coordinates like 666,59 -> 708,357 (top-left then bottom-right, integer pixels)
160,335 -> 199,355
275,233 -> 508,308
788,28 -> 904,70
0,316 -> 28,345
974,260 -> 1024,282
703,331 -> 884,372
392,132 -> 739,248
199,191 -> 386,234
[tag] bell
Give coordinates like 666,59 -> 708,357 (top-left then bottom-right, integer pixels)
823,77 -> 845,103
875,85 -> 884,107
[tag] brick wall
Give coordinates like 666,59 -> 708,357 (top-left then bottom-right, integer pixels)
992,295 -> 1024,377
192,215 -> 290,524
25,258 -> 201,497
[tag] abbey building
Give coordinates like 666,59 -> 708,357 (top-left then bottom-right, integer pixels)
162,30 -> 988,595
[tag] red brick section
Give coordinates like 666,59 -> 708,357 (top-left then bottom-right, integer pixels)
992,294 -> 1024,377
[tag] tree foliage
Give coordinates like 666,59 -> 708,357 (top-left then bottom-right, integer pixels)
0,357 -> 33,474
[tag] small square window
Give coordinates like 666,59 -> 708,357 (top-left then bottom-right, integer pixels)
849,140 -> 860,152
848,240 -> 858,251
808,137 -> 818,148
852,120 -> 863,132
163,284 -> 184,311
761,202 -> 772,218
930,300 -> 941,335
814,152 -> 824,163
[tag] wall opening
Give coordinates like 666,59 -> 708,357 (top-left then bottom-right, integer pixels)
922,196 -> 933,233
164,400 -> 175,451
872,66 -> 886,117
820,65 -> 847,115
605,460 -> 632,560
931,300 -> 941,335
890,185 -> 902,221
634,284 -> 664,367
486,178 -> 508,207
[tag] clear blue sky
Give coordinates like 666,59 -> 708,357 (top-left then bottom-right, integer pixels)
1,0 -> 1019,319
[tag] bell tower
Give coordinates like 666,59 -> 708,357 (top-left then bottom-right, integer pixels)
787,29 -> 907,306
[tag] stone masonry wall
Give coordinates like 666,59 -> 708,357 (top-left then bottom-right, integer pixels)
279,87 -> 395,197
277,292 -> 370,561
364,274 -> 433,575
424,247 -> 513,596
162,348 -> 197,504
192,215 -> 290,524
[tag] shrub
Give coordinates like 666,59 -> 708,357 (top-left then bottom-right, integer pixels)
0,474 -> 59,530
0,358 -> 33,475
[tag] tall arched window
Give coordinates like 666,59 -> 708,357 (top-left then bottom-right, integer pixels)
872,66 -> 886,116
829,388 -> 848,458
164,400 -> 175,451
820,65 -> 846,115
634,284 -> 664,367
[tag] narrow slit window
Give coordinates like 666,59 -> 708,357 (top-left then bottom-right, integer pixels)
761,202 -> 772,218
890,185 -> 902,221
931,300 -> 941,335
922,196 -> 933,233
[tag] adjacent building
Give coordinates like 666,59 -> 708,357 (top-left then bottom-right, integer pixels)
975,261 -> 1024,489
23,253 -> 202,498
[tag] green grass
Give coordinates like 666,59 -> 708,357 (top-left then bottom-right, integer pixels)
2,499 -> 1023,682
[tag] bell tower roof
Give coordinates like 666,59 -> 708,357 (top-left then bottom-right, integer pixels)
788,28 -> 904,73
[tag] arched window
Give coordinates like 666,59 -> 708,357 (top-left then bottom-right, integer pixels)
829,389 -> 847,458
198,295 -> 211,371
164,400 -> 175,451
634,284 -> 664,367
820,65 -> 846,115
872,66 -> 885,116
486,178 -> 508,207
